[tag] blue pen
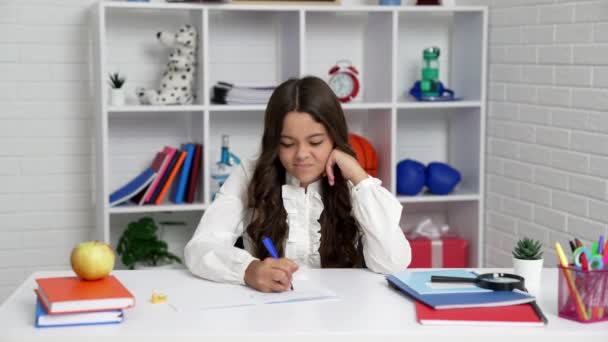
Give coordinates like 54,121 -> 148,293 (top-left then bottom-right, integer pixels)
598,235 -> 605,256
262,236 -> 293,290
262,236 -> 279,258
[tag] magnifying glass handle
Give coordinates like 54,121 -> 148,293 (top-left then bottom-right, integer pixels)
430,276 -> 477,283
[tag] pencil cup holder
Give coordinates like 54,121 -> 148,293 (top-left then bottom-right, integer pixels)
558,265 -> 608,323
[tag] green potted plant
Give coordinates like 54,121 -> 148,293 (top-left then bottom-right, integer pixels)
116,217 -> 182,270
512,237 -> 544,296
108,72 -> 126,106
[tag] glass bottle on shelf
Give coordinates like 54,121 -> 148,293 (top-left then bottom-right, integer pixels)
210,134 -> 241,201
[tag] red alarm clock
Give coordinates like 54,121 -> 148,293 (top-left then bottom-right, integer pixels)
328,60 -> 360,103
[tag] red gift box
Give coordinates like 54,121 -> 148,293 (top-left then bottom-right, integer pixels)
406,235 -> 468,268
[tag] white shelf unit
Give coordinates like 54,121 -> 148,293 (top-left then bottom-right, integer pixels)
91,2 -> 487,267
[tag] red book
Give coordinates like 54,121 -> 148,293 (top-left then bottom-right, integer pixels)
131,151 -> 167,205
35,275 -> 135,314
186,143 -> 202,203
144,146 -> 176,204
415,301 -> 545,327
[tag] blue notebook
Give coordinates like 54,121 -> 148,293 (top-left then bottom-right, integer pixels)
172,143 -> 195,204
109,168 -> 156,207
387,270 -> 536,310
391,269 -> 491,295
35,298 -> 123,328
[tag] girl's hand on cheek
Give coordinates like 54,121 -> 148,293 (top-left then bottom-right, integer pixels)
325,149 -> 368,186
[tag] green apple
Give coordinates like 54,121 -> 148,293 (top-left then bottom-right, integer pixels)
70,241 -> 115,280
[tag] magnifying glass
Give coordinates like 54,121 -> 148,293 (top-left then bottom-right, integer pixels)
430,272 -> 525,291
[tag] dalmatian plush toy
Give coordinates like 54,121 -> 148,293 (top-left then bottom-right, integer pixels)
137,24 -> 197,105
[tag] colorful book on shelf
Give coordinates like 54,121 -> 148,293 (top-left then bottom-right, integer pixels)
387,270 -> 535,309
130,151 -> 167,205
415,301 -> 546,327
35,275 -> 134,315
186,143 -> 202,203
108,152 -> 166,207
154,150 -> 186,205
35,298 -> 123,328
172,143 -> 195,204
148,150 -> 180,204
144,146 -> 176,204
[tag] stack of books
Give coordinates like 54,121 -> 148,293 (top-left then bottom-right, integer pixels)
34,275 -> 135,328
387,269 -> 548,327
212,81 -> 275,105
109,143 -> 203,207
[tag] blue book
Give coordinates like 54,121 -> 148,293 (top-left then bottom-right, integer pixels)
172,143 -> 195,204
387,270 -> 536,310
35,299 -> 123,328
109,168 -> 156,207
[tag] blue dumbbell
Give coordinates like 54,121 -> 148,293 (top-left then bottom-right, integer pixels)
425,162 -> 461,195
396,159 -> 426,195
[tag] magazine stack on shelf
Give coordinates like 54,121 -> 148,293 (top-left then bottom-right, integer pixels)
211,81 -> 275,105
109,143 -> 203,207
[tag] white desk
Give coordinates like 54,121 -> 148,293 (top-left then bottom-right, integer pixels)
0,268 -> 606,342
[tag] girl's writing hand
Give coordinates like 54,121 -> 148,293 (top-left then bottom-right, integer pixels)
325,149 -> 368,186
244,258 -> 298,292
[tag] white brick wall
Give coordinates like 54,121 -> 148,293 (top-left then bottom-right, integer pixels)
469,0 -> 608,267
0,0 -> 97,304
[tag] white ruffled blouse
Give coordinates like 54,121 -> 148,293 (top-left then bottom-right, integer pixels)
184,160 -> 411,285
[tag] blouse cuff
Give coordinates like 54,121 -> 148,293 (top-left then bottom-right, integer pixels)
351,176 -> 382,196
234,253 -> 259,285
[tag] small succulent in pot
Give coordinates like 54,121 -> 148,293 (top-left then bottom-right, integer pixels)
512,237 -> 543,260
108,72 -> 126,89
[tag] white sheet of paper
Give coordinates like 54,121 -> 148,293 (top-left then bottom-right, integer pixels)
168,279 -> 337,311
250,280 -> 336,304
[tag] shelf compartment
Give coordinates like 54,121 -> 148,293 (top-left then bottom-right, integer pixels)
104,6 -> 205,106
207,109 -> 265,168
401,201 -> 481,267
344,108 -> 392,189
304,10 -> 393,103
396,107 -> 481,196
396,10 -> 484,103
108,211 -> 202,270
108,110 -> 205,207
207,10 -> 300,96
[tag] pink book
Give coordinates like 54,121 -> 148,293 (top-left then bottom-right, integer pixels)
143,146 -> 176,204
134,151 -> 167,205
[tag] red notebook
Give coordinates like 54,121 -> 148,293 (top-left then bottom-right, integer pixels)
35,275 -> 135,314
415,301 -> 545,327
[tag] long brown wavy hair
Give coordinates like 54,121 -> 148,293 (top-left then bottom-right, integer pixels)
246,76 -> 361,268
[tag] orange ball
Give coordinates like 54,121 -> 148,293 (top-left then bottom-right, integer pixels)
349,133 -> 378,177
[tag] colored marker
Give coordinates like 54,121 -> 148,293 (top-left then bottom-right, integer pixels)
555,242 -> 589,321
569,240 -> 577,253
